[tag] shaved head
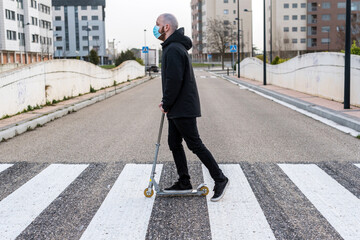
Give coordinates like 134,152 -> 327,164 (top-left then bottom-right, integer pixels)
156,13 -> 178,41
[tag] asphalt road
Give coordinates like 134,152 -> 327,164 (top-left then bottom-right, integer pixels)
1,70 -> 360,239
0,70 -> 359,163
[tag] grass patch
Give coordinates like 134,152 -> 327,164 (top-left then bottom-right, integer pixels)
192,63 -> 222,68
90,85 -> 96,93
100,65 -> 116,69
1,115 -> 10,120
357,135 -> 360,139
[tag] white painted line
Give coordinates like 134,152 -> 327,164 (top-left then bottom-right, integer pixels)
355,164 -> 360,169
279,164 -> 360,240
0,164 -> 13,173
0,164 -> 88,240
202,164 -> 275,240
200,76 -> 206,78
210,76 -> 217,78
80,164 -> 162,240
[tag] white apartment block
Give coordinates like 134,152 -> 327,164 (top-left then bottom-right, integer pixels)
52,0 -> 106,64
191,0 -> 252,62
0,0 -> 53,64
266,0 -> 307,59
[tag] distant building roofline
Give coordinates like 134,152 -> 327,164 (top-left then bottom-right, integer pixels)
52,0 -> 106,7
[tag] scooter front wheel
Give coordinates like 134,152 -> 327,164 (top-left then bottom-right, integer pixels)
144,188 -> 154,198
199,186 -> 209,196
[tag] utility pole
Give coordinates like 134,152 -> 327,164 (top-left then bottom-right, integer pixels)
263,0 -> 267,85
237,0 -> 240,78
87,22 -> 91,61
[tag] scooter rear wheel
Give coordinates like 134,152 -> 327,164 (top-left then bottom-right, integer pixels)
200,186 -> 209,196
144,188 -> 154,198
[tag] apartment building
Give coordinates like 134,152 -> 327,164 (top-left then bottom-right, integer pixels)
266,0 -> 308,59
191,0 -> 252,62
52,0 -> 106,64
307,1 -> 360,52
0,0 -> 53,64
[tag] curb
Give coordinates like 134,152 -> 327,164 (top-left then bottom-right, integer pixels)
220,75 -> 360,133
0,76 -> 153,142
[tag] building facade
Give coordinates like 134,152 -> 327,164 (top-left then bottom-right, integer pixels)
266,0 -> 308,59
0,0 -> 53,64
52,0 -> 106,64
191,0 -> 252,63
307,1 -> 360,52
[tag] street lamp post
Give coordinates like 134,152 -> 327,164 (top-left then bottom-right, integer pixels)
244,9 -> 254,57
24,22 -> 30,64
144,29 -> 147,75
86,22 -> 91,61
344,0 -> 351,109
263,0 -> 267,85
46,28 -> 53,60
236,0 -> 240,78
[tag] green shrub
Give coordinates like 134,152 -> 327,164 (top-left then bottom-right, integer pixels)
90,85 -> 96,93
256,55 -> 269,63
341,40 -> 360,55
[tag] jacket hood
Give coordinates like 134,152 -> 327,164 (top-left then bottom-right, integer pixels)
161,28 -> 192,50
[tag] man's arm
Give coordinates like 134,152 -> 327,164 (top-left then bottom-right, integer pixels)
161,48 -> 185,112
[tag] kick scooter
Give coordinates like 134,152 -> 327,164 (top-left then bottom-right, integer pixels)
144,113 -> 209,198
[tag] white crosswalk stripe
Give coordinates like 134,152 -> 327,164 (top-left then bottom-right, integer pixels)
0,162 -> 359,239
0,164 -> 13,173
0,164 -> 88,240
279,164 -> 360,240
80,164 -> 162,240
202,164 -> 275,240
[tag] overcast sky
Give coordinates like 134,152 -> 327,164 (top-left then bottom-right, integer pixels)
105,0 -> 264,52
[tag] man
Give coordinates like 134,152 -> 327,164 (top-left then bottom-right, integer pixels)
154,13 -> 229,202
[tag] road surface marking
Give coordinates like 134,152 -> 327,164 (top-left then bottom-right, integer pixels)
0,164 -> 88,240
80,164 -> 162,240
202,164 -> 275,240
355,164 -> 360,169
0,164 -> 13,173
279,164 -> 360,240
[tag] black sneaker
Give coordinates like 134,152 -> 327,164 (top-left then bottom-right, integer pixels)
163,181 -> 193,193
211,177 -> 229,202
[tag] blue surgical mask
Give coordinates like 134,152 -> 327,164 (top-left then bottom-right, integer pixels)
153,25 -> 162,39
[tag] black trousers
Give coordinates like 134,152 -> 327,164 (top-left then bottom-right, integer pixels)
168,118 -> 226,183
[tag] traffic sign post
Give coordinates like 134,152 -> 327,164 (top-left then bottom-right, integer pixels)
142,46 -> 149,53
230,45 -> 237,76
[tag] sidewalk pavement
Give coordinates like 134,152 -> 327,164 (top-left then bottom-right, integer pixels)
220,73 -> 360,134
0,75 -> 153,142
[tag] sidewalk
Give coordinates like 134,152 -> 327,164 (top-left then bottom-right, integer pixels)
0,76 -> 153,142
221,74 -> 360,134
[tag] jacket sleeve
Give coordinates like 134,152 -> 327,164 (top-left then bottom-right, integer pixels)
162,48 -> 185,112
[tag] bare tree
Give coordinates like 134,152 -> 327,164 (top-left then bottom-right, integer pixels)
336,20 -> 360,51
205,18 -> 236,69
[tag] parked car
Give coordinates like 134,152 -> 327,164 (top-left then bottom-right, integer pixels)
147,66 -> 159,72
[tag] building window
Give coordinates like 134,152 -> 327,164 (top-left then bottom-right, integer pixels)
322,14 -> 331,21
284,27 -> 289,32
32,34 -> 39,43
322,2 -> 331,9
301,38 -> 306,43
292,3 -> 297,8
55,6 -> 61,10
233,10 -> 236,14
292,15 -> 298,20
292,27 -> 298,32
55,16 -> 61,21
6,30 -> 17,40
55,26 -> 62,31
321,38 -> 330,44
82,36 -> 88,41
81,6 -> 87,10
31,0 -> 37,8
301,15 -> 306,20
82,16 -> 88,20
338,14 -> 346,20
57,46 -> 63,50
224,0 -> 228,3
92,25 -> 99,30
83,46 -> 89,51
31,17 -> 38,25
91,16 -> 99,20
284,3 -> 289,8
301,3 -> 306,8
284,15 -> 289,20
301,26 -> 306,32
17,14 -> 24,27
18,33 -> 25,45
82,26 -> 88,30
338,2 -> 346,8
39,4 -> 51,14
56,36 -> 62,41
5,10 -> 16,20
224,20 -> 230,25
233,21 -> 236,25
292,39 -> 298,43
284,39 -> 289,43
17,0 -> 24,9
91,6 -> 98,10
322,26 -> 330,32
224,9 -> 229,14
93,36 -> 100,40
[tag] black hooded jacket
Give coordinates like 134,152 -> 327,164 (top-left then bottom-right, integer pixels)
161,28 -> 201,119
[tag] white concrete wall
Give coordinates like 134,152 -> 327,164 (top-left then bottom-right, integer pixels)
240,52 -> 360,107
0,59 -> 144,117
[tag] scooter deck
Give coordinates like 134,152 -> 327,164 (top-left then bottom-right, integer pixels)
156,189 -> 206,197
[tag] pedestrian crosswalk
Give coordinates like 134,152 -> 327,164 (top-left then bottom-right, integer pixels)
0,162 -> 359,240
